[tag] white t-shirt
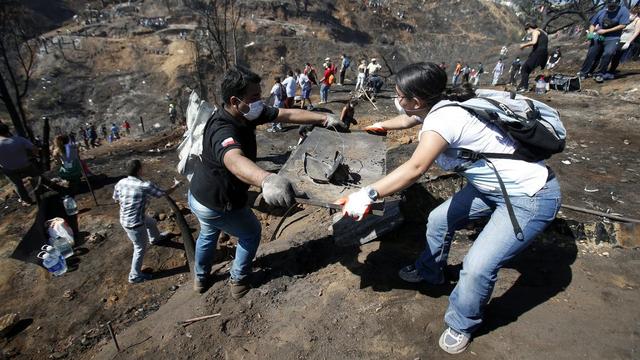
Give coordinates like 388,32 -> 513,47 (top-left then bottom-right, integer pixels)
282,76 -> 297,97
297,73 -> 311,89
367,63 -> 382,75
419,100 -> 548,196
270,83 -> 283,107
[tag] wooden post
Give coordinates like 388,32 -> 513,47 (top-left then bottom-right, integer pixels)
139,116 -> 145,133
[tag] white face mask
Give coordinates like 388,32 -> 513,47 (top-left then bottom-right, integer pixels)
394,97 -> 407,115
239,100 -> 265,121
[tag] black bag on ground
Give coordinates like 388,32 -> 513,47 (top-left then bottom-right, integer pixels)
549,74 -> 581,92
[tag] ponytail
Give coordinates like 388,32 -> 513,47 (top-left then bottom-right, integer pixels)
396,62 -> 476,108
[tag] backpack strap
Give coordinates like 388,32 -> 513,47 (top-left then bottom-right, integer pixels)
453,148 -> 525,241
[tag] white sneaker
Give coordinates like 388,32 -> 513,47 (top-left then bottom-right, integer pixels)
439,327 -> 470,354
398,265 -> 424,283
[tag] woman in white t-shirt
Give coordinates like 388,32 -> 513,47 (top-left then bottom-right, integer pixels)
340,62 -> 561,355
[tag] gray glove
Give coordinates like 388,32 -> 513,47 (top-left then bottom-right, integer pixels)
324,114 -> 346,130
261,174 -> 300,207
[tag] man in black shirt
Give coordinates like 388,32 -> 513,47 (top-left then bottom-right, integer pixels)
188,65 -> 344,297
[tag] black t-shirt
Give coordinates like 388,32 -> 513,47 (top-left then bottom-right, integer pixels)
189,106 -> 279,211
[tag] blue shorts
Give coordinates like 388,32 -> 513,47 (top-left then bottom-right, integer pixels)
302,87 -> 311,99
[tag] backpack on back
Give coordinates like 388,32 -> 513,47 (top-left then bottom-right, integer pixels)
276,83 -> 287,101
430,89 -> 566,240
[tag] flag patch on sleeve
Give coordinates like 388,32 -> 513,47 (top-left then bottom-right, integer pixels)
221,137 -> 238,148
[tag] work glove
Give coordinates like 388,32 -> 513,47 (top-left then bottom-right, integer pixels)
261,174 -> 300,207
335,187 -> 373,221
324,114 -> 346,130
363,122 -> 387,136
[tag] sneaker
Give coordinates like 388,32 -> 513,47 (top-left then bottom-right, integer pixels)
266,128 -> 276,133
576,71 -> 586,80
398,265 -> 424,283
230,278 -> 251,299
594,74 -> 604,83
439,327 -> 471,354
193,277 -> 208,294
129,273 -> 152,284
602,73 -> 614,80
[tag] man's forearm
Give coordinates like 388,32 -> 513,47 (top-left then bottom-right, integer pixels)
276,108 -> 327,125
224,149 -> 271,187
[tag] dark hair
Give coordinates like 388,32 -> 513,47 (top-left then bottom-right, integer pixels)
0,122 -> 9,136
295,68 -> 301,74
287,70 -> 294,76
395,62 -> 475,107
274,76 -> 281,83
524,20 -> 538,29
221,65 -> 262,105
126,159 -> 142,177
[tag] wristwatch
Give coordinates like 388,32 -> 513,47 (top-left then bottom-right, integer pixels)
365,186 -> 378,201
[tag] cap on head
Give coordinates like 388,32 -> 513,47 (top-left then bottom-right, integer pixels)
325,57 -> 331,61
371,58 -> 377,62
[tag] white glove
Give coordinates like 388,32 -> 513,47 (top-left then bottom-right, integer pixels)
621,42 -> 630,51
336,187 -> 373,221
262,174 -> 300,207
324,114 -> 346,130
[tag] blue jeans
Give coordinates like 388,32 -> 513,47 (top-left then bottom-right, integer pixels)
415,177 -> 561,335
123,216 -> 160,282
579,38 -> 619,75
188,192 -> 261,282
320,84 -> 330,102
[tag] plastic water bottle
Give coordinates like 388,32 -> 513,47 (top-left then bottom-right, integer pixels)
41,245 -> 64,263
535,79 -> 546,95
37,250 -> 67,276
63,195 -> 78,216
52,236 -> 74,259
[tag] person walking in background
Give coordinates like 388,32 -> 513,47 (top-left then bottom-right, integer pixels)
492,58 -> 504,85
113,159 -> 181,284
111,123 -> 120,140
338,54 -> 351,85
509,57 -> 522,85
88,124 -> 98,148
475,62 -> 484,85
319,64 -> 333,104
517,21 -> 549,91
461,64 -> 471,83
100,124 -> 108,141
304,62 -> 318,86
355,59 -> 366,91
296,68 -> 313,110
0,122 -> 40,205
123,120 -> 131,136
268,77 -> 286,132
169,104 -> 177,124
452,60 -> 462,86
282,70 -> 297,109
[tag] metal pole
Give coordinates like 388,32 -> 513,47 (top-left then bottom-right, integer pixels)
106,321 -> 121,352
77,153 -> 98,206
139,116 -> 145,133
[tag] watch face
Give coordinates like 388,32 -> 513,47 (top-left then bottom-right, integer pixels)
367,188 -> 378,200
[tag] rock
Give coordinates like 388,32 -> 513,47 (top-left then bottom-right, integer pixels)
0,313 -> 19,337
398,135 -> 412,145
158,213 -> 167,221
614,223 -> 640,248
169,285 -> 179,291
62,289 -> 76,301
87,233 -> 105,244
49,351 -> 66,359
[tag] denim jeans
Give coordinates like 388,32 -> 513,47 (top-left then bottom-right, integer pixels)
579,38 -> 619,75
415,177 -> 561,335
188,192 -> 261,282
123,215 -> 160,281
320,84 -> 330,102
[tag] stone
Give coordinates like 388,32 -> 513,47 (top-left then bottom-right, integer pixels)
87,233 -> 105,244
158,213 -> 167,221
62,289 -> 75,301
0,313 -> 19,337
614,223 -> 640,248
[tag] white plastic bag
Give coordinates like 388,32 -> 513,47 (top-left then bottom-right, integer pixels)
45,217 -> 75,246
177,91 -> 217,181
